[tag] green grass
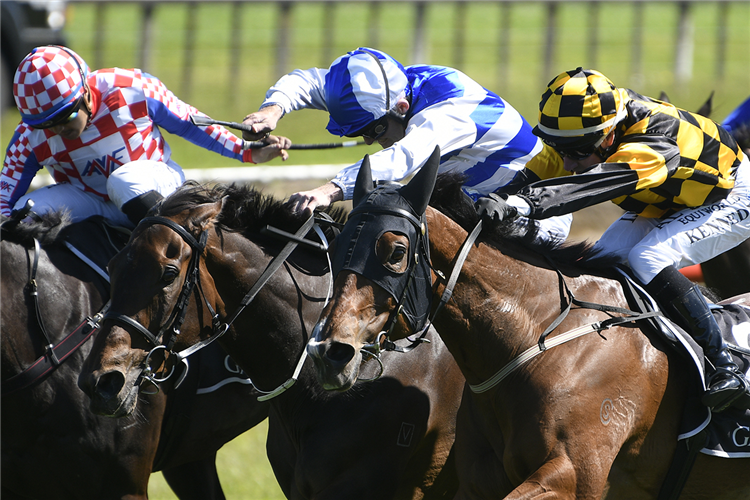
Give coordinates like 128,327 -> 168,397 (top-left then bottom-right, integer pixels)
4,2 -> 748,171
2,2 -> 749,497
148,420 -> 285,500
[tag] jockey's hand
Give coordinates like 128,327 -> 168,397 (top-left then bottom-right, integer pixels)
252,135 -> 291,163
242,104 -> 283,141
475,193 -> 519,222
286,182 -> 344,216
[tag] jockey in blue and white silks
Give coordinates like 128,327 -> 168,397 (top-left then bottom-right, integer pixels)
243,48 -> 572,243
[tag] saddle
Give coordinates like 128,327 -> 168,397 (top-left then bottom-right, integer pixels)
615,267 -> 750,459
60,215 -> 132,280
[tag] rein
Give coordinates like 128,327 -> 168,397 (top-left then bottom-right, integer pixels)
365,217 -> 484,359
3,238 -> 108,397
105,214 -> 321,397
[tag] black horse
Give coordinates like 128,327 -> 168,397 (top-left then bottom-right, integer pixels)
79,182 -> 465,500
1,212 -> 268,500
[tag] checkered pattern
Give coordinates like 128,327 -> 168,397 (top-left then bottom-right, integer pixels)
2,67 -> 252,216
537,68 -> 620,136
607,93 -> 743,217
516,89 -> 746,220
13,46 -> 89,125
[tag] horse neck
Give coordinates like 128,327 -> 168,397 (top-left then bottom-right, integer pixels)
425,208 -> 564,386
1,240 -> 108,376
204,229 -> 322,391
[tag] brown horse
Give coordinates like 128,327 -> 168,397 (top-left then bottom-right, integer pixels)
306,149 -> 750,499
700,240 -> 750,299
78,182 -> 465,500
1,212 -> 267,500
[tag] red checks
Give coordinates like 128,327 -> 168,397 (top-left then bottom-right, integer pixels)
13,46 -> 88,125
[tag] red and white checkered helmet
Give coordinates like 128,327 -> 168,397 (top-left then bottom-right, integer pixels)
13,46 -> 89,127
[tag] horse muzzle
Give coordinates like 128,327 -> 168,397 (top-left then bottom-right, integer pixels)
79,368 -> 140,417
307,321 -> 362,391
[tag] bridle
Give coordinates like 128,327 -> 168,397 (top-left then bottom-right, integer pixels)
103,214 -> 324,396
352,203 -> 483,358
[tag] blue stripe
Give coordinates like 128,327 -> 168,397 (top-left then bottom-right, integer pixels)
147,97 -> 242,160
462,113 -> 538,188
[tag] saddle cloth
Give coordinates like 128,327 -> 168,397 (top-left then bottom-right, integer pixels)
616,269 -> 750,458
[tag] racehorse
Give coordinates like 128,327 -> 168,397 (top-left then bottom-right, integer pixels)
1,212 -> 268,500
78,181 -> 465,500
700,240 -> 750,299
306,149 -> 750,499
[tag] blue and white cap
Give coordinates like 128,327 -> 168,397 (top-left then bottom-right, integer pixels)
325,48 -> 408,137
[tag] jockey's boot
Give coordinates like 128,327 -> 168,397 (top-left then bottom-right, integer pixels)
647,266 -> 748,412
121,190 -> 164,225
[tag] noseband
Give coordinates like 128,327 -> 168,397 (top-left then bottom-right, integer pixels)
103,214 -> 322,396
103,216 -> 218,391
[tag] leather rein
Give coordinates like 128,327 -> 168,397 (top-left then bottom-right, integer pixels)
103,214 -> 321,397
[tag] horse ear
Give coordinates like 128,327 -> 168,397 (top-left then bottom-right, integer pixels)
191,199 -> 224,232
400,145 -> 440,215
353,154 -> 374,206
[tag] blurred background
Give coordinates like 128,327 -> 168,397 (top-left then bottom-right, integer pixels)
1,1 -> 748,497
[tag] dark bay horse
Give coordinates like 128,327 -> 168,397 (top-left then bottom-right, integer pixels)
306,149 -> 750,499
1,212 -> 268,500
79,182 -> 465,500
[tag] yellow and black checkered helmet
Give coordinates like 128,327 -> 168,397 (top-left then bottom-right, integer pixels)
533,67 -> 626,151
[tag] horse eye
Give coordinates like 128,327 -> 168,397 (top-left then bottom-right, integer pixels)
162,265 -> 179,283
390,246 -> 407,263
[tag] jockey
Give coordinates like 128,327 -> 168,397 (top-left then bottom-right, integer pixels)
722,95 -> 750,154
2,45 -> 290,227
481,67 -> 749,412
240,47 -> 572,244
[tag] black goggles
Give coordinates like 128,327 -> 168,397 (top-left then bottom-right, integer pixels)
349,114 -> 390,140
31,95 -> 84,130
543,139 -> 598,160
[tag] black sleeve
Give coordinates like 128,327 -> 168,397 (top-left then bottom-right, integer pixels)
493,168 -> 542,196
516,162 -> 641,219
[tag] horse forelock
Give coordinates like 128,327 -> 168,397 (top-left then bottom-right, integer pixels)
1,211 -> 73,247
428,173 -> 614,270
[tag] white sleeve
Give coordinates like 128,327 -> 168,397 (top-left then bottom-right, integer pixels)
261,68 -> 330,114
331,99 -> 478,199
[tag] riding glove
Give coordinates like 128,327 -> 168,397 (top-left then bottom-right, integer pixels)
475,193 -> 519,222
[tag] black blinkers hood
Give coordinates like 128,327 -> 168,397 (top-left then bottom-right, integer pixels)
331,185 -> 433,333
330,146 -> 443,334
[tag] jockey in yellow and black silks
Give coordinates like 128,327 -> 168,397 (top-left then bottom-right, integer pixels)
476,67 -> 749,413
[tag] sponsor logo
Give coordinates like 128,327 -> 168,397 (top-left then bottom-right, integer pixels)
81,146 -> 127,177
732,424 -> 750,447
397,422 -> 415,447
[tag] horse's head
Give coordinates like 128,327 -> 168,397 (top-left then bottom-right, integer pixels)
80,193 -> 225,417
308,147 -> 441,390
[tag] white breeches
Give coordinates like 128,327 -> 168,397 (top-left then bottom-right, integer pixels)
15,160 -> 185,227
593,155 -> 750,284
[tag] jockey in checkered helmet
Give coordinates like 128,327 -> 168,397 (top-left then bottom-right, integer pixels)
533,67 -> 628,161
13,46 -> 91,129
324,48 -> 409,138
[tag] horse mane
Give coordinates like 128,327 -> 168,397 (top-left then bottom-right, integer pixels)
0,211 -> 73,247
429,172 -> 615,269
156,180 -> 348,234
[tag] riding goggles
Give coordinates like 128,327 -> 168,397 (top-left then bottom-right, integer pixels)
349,114 -> 389,140
544,135 -> 606,160
31,95 -> 84,130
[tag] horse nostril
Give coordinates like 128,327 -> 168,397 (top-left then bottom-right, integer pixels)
327,342 -> 355,365
94,371 -> 126,400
